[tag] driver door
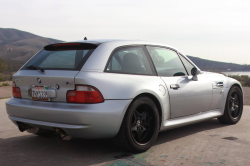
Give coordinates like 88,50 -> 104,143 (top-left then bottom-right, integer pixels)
146,46 -> 212,119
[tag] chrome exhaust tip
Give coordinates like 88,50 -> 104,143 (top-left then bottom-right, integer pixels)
54,128 -> 72,140
17,122 -> 39,134
17,122 -> 31,132
26,128 -> 39,134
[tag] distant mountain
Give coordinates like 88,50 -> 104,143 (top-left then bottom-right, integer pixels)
187,56 -> 250,72
0,28 -> 249,72
0,28 -> 63,71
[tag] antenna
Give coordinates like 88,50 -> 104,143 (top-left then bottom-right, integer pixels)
84,37 -> 87,40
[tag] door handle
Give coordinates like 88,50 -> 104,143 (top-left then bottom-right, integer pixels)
170,84 -> 180,89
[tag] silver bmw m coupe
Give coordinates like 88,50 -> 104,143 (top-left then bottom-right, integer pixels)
6,39 -> 243,152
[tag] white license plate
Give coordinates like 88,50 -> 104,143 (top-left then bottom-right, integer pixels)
32,86 -> 50,101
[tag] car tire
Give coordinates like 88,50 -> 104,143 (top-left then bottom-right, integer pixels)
114,96 -> 159,152
218,86 -> 243,124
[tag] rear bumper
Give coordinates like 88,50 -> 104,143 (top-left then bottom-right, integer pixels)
6,98 -> 132,139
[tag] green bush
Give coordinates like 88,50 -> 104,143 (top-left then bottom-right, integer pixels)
0,82 -> 9,87
228,75 -> 250,87
0,76 -> 4,81
2,82 -> 9,86
0,72 -> 12,81
0,57 -> 10,72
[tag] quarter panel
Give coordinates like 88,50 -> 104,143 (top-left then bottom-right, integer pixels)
223,76 -> 244,106
75,72 -> 171,120
203,72 -> 244,110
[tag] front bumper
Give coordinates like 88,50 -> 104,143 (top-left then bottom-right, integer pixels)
6,98 -> 131,139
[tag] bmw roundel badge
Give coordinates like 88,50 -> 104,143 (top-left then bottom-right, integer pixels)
37,78 -> 42,84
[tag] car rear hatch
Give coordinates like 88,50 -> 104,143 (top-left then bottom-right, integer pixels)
13,43 -> 98,102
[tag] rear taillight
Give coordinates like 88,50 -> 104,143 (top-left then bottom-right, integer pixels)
12,81 -> 22,98
67,85 -> 104,103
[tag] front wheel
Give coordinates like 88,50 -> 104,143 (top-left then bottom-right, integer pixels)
114,96 -> 159,152
218,86 -> 243,124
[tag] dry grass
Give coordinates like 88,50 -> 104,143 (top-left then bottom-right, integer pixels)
0,72 -> 13,81
0,82 -> 9,87
0,81 -> 12,98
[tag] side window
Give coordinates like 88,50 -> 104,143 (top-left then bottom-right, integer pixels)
106,46 -> 153,75
179,54 -> 194,75
146,46 -> 187,77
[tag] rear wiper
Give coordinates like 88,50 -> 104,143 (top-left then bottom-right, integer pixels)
26,65 -> 38,70
26,65 -> 44,72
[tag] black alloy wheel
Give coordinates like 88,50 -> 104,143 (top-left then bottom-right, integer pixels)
130,104 -> 156,145
229,92 -> 241,118
114,96 -> 159,152
218,86 -> 243,124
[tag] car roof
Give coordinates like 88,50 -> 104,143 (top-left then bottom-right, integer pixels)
44,39 -> 201,72
74,39 -> 130,44
67,39 -> 178,50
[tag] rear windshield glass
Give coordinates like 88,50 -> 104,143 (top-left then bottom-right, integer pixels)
22,43 -> 97,71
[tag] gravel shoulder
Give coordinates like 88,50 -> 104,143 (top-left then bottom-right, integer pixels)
1,82 -> 250,105
0,81 -> 12,99
242,87 -> 250,105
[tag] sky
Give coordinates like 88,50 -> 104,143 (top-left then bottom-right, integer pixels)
0,0 -> 249,64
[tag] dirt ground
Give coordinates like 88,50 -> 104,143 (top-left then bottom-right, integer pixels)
0,81 -> 250,105
243,87 -> 250,105
0,81 -> 12,99
1,99 -> 250,166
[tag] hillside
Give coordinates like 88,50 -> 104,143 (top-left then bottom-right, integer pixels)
0,28 -> 62,71
0,28 -> 249,72
187,56 -> 250,71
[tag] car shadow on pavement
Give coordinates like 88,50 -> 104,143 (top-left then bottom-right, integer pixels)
0,118 -> 228,166
0,133 -> 120,166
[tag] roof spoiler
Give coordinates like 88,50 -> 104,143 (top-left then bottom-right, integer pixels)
44,43 -> 98,51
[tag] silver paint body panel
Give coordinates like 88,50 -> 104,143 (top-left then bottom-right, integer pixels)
162,109 -> 224,131
6,98 -> 131,138
161,75 -> 212,119
13,70 -> 78,102
5,39 -> 243,138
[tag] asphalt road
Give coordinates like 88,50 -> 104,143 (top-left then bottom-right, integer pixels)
0,98 -> 249,166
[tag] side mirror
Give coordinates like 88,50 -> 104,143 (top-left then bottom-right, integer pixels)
191,67 -> 197,76
191,67 -> 201,81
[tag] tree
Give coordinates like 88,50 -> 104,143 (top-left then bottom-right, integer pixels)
0,57 -> 10,73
